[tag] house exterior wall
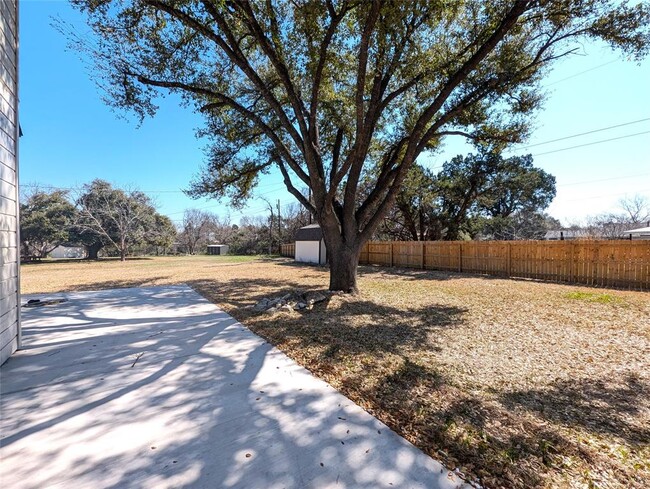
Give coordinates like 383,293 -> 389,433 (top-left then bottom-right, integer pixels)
295,240 -> 326,265
0,0 -> 20,365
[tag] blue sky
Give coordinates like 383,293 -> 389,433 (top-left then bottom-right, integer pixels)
19,1 -> 650,227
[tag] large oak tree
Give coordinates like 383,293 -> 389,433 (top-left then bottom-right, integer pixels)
70,0 -> 649,292
378,153 -> 556,241
20,190 -> 77,258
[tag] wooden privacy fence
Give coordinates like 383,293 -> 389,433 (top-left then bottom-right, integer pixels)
360,240 -> 650,290
280,243 -> 295,258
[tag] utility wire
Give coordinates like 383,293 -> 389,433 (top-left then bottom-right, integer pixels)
517,117 -> 650,149
428,128 -> 650,173
19,179 -> 286,194
562,188 -> 650,202
559,172 -> 650,187
531,130 -> 650,157
545,59 -> 619,86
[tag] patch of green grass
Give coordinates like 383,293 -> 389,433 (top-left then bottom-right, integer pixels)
564,291 -> 622,304
202,254 -> 266,263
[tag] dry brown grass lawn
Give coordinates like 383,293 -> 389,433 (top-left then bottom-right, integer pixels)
21,256 -> 650,489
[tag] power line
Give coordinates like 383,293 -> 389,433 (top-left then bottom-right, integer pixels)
18,181 -> 285,194
562,188 -> 650,202
517,117 -> 650,150
531,130 -> 650,157
545,59 -> 619,86
428,128 -> 650,173
169,205 -> 269,222
558,172 -> 650,187
164,183 -> 288,216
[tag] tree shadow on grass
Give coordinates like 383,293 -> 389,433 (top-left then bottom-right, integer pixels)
500,374 -> 650,445
187,277 -> 467,357
24,277 -> 172,295
357,264 -> 542,284
273,259 -> 458,281
358,265 -> 464,282
358,263 -> 642,292
329,360 -> 648,488
188,277 -> 323,310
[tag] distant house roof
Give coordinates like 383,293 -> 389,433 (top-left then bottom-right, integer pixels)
543,229 -> 590,240
295,224 -> 323,242
622,226 -> 650,236
207,244 -> 228,247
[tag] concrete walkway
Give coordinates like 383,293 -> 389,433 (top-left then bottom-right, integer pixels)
1,285 -> 467,489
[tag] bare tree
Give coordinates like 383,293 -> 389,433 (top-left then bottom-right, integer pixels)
76,180 -> 158,261
178,209 -> 215,254
619,194 -> 650,225
283,202 -> 311,242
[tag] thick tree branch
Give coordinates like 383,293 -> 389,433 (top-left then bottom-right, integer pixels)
234,1 -> 311,138
135,75 -> 310,188
309,3 -> 349,141
407,2 -> 532,157
277,159 -> 316,215
197,0 -> 306,152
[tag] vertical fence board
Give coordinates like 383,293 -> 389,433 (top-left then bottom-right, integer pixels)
280,243 -> 295,258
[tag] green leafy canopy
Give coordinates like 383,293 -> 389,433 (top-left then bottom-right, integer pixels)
67,0 -> 649,289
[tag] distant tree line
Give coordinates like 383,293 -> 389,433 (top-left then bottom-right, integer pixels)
19,180 -> 314,260
176,202 -> 310,256
20,180 -> 176,261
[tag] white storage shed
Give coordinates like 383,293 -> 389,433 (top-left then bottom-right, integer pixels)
295,224 -> 327,265
207,244 -> 229,255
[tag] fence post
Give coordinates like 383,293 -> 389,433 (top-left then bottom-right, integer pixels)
421,241 -> 425,269
389,242 -> 393,267
569,242 -> 575,283
507,242 -> 512,277
458,243 -> 463,273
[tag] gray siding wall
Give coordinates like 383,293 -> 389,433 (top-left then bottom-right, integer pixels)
0,0 -> 20,365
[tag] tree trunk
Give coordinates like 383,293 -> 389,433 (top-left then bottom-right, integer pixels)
85,243 -> 102,260
328,244 -> 361,294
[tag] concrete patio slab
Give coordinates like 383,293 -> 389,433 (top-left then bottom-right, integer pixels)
1,285 -> 468,489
